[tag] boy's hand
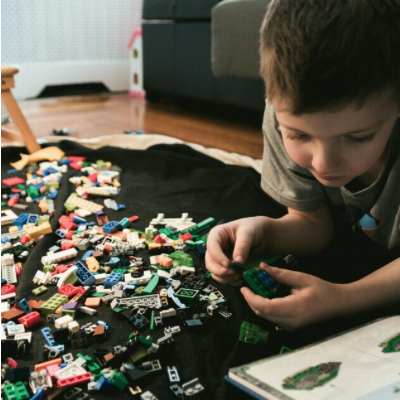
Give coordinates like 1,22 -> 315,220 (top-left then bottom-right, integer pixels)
241,263 -> 347,330
206,217 -> 269,286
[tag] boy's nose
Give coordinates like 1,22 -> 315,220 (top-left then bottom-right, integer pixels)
311,144 -> 342,176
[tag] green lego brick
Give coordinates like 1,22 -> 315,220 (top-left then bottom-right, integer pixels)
17,184 -> 26,190
135,286 -> 145,294
64,202 -> 77,212
138,335 -> 153,348
142,274 -> 159,295
96,160 -> 106,168
280,346 -> 292,354
45,181 -> 59,190
32,285 -> 48,296
239,322 -> 269,344
40,294 -> 68,315
61,309 -> 76,318
77,353 -> 92,362
242,268 -> 275,298
64,273 -> 79,286
3,382 -> 30,400
113,268 -> 129,274
92,292 -> 105,297
158,227 -> 176,237
168,251 -> 194,267
170,217 -> 215,239
175,288 -> 199,304
88,362 -> 103,381
112,371 -> 129,391
43,264 -> 55,273
1,244 -> 26,256
27,184 -> 39,199
38,215 -> 50,226
243,255 -> 282,271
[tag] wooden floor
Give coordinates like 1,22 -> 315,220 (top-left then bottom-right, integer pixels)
1,93 -> 264,159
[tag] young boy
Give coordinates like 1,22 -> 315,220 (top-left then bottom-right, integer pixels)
206,0 -> 400,330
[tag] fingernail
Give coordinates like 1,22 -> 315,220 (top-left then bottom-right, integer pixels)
260,262 -> 270,268
221,260 -> 230,268
235,256 -> 244,264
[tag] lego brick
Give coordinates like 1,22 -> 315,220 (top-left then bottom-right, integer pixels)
3,381 -> 30,400
73,261 -> 96,286
17,311 -> 41,328
104,272 -> 123,289
1,209 -> 18,225
32,286 -> 48,296
41,327 -> 58,347
40,294 -> 69,315
57,372 -> 93,388
34,358 -> 63,371
54,361 -> 86,380
27,221 -> 52,239
65,193 -> 103,212
41,248 -> 77,266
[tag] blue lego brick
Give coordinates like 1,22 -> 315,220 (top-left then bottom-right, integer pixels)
18,298 -> 31,314
31,387 -> 46,400
82,250 -> 94,261
86,222 -> 96,227
7,169 -> 19,174
109,257 -> 120,267
13,213 -> 29,227
73,216 -> 86,225
41,327 -> 58,347
104,272 -> 123,289
46,190 -> 58,199
59,159 -> 72,165
1,237 -> 10,244
9,194 -> 20,198
27,214 -> 39,225
1,278 -> 7,285
103,221 -> 122,234
74,261 -> 96,286
44,167 -> 58,175
117,204 -> 126,211
55,229 -> 66,238
95,376 -> 115,391
256,270 -> 275,288
119,217 -> 130,229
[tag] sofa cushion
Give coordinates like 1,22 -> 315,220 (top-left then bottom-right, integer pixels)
143,0 -> 221,20
212,0 -> 271,79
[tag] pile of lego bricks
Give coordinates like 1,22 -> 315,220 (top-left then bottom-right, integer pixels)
2,142 -> 294,400
2,141 -> 396,400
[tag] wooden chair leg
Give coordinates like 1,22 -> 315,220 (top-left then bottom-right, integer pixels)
1,90 -> 40,153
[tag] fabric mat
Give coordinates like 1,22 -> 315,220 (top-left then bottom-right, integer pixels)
1,141 -> 399,400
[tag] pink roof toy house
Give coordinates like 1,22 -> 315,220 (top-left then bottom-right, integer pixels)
128,28 -> 145,99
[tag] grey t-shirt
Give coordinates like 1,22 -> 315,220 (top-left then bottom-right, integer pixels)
261,100 -> 400,249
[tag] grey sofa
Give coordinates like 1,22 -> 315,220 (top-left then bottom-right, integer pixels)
142,0 -> 270,111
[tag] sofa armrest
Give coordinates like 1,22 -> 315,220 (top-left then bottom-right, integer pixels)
211,0 -> 271,79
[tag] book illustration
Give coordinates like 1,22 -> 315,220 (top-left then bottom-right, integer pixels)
379,332 -> 400,353
282,362 -> 341,390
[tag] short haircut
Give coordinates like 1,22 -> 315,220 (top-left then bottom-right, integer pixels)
260,0 -> 400,115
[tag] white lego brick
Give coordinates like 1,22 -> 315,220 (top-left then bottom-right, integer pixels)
2,253 -> 14,266
57,266 -> 78,288
65,194 -> 103,212
160,308 -> 177,319
54,361 -> 86,380
77,185 -> 118,197
1,264 -> 17,285
54,315 -> 73,329
124,270 -> 152,285
97,170 -> 120,182
68,321 -> 79,333
7,324 -> 25,336
14,332 -> 32,343
74,209 -> 93,218
41,248 -> 78,266
74,357 -> 87,368
1,293 -> 16,302
94,273 -> 107,284
1,302 -> 10,312
96,286 -> 112,294
157,270 -> 170,279
1,209 -> 18,225
80,306 -> 97,316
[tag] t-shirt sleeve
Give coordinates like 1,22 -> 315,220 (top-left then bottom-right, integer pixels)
260,100 -> 328,211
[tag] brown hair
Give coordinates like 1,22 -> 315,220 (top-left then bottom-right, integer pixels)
260,0 -> 400,115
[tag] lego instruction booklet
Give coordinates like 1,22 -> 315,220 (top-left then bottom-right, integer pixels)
228,315 -> 400,400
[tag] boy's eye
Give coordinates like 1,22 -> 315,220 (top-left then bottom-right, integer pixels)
286,133 -> 309,141
346,133 -> 376,144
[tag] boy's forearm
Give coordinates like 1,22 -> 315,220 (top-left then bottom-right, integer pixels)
261,211 -> 334,257
340,257 -> 400,314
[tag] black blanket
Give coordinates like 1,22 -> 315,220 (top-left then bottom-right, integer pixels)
1,141 -> 399,400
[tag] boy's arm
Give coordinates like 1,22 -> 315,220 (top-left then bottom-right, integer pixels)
263,205 -> 335,256
343,257 -> 400,312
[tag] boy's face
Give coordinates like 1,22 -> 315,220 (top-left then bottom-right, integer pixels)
273,92 -> 400,188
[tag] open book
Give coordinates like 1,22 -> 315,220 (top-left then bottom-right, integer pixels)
227,315 -> 400,400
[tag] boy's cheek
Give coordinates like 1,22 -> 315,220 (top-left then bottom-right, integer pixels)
284,143 -> 311,169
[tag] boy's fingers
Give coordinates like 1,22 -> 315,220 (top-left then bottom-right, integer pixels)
211,273 -> 242,285
206,228 -> 231,268
205,253 -> 238,277
260,263 -> 307,288
232,228 -> 253,265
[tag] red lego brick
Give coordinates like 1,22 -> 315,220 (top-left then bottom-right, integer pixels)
2,177 -> 25,187
65,231 -> 75,240
69,162 -> 82,171
66,156 -> 86,162
11,188 -> 22,193
179,232 -> 193,241
55,264 -> 69,274
61,242 -> 75,251
57,372 -> 92,388
154,234 -> 166,244
59,215 -> 75,230
58,284 -> 79,297
76,287 -> 86,295
129,216 -> 139,223
17,311 -> 41,328
20,234 -> 31,245
7,197 -> 19,207
88,173 -> 98,182
15,263 -> 22,276
7,358 -> 18,368
1,284 -> 16,295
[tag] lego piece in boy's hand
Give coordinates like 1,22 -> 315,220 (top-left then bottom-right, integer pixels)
242,266 -> 289,299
